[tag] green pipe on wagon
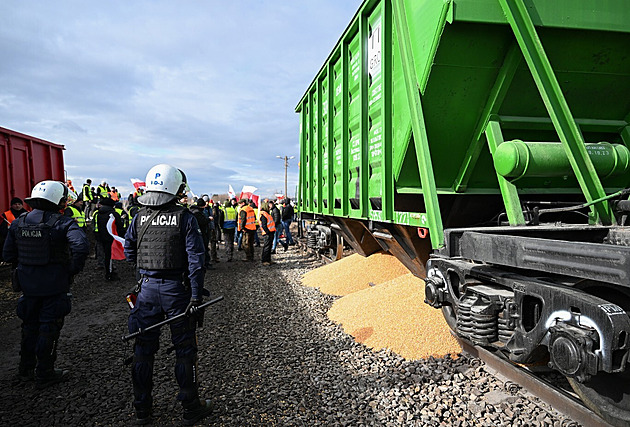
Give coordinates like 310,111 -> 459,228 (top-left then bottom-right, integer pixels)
494,141 -> 630,182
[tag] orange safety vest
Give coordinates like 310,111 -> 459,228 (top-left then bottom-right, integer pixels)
3,210 -> 16,224
260,211 -> 276,235
243,206 -> 257,231
109,191 -> 119,201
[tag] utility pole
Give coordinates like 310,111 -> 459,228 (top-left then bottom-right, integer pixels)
276,155 -> 295,198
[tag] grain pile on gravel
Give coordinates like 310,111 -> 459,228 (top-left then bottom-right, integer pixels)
327,272 -> 461,360
301,252 -> 409,296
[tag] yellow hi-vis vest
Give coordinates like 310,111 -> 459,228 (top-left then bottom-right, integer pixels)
67,206 -> 86,228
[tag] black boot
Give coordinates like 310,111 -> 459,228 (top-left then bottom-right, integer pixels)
131,350 -> 155,425
134,407 -> 152,425
106,271 -> 120,281
36,368 -> 69,389
182,398 -> 213,426
16,367 -> 34,382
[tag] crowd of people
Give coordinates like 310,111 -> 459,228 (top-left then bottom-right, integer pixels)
1,164 -> 300,425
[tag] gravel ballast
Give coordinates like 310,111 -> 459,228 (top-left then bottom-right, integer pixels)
0,234 -> 579,426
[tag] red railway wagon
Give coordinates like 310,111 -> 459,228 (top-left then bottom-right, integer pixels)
0,126 -> 65,210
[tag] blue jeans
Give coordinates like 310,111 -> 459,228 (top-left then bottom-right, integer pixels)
272,221 -> 284,251
281,219 -> 294,244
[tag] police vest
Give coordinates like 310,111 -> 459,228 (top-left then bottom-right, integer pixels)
136,205 -> 186,270
260,211 -> 276,235
67,206 -> 86,228
15,213 -> 70,266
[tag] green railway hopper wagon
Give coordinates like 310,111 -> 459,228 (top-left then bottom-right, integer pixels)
296,0 -> 630,424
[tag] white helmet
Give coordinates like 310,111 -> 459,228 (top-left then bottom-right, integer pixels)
139,164 -> 187,206
26,180 -> 69,208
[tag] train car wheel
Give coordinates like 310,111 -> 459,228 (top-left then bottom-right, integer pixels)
568,371 -> 630,426
441,305 -> 458,333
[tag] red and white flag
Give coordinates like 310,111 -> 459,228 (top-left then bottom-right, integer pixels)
228,185 -> 236,200
241,185 -> 257,194
130,178 -> 146,190
107,214 -> 126,261
239,185 -> 259,205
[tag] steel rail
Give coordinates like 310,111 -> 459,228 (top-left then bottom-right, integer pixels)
458,338 -> 611,427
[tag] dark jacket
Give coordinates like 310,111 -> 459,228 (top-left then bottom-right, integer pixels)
281,204 -> 294,221
3,209 -> 89,296
95,205 -> 124,242
124,204 -> 206,300
190,206 -> 209,247
213,204 -> 224,230
270,206 -> 282,225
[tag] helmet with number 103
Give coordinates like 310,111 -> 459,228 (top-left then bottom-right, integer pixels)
139,164 -> 188,206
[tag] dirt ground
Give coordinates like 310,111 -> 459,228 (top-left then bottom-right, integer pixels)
0,225 -> 317,426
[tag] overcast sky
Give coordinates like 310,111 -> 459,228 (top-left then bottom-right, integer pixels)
1,0 -> 363,199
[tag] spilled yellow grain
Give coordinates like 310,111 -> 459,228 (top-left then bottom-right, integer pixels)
327,273 -> 461,360
301,252 -> 409,296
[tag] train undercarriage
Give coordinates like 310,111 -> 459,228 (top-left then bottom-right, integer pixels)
302,214 -> 630,426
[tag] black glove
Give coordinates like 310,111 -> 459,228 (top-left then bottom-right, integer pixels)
185,298 -> 203,316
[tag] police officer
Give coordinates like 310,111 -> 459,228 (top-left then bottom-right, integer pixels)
124,164 -> 212,425
2,181 -> 89,388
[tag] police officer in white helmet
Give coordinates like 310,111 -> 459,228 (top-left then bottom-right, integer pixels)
123,164 -> 212,425
2,180 -> 89,388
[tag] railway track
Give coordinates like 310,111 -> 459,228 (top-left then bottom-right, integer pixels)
458,338 -> 611,427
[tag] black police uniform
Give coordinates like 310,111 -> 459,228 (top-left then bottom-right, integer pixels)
124,196 -> 210,424
2,208 -> 89,386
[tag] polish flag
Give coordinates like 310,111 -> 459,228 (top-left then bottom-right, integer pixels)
107,214 -> 126,260
239,192 -> 260,207
228,185 -> 236,200
239,185 -> 259,206
130,178 -> 146,190
241,185 -> 257,194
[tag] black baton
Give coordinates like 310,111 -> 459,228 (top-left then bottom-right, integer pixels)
122,295 -> 224,342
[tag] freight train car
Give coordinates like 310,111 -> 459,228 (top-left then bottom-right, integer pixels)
296,0 -> 630,424
0,127 -> 65,210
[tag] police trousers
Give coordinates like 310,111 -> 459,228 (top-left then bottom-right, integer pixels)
127,277 -> 199,408
17,293 -> 72,375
